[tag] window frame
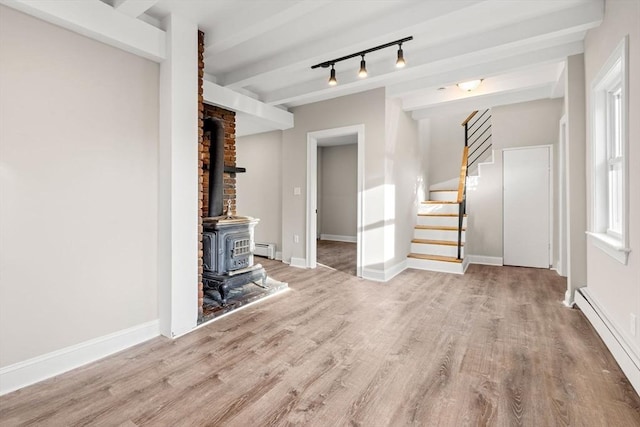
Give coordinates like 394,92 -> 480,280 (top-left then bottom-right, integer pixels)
587,36 -> 631,264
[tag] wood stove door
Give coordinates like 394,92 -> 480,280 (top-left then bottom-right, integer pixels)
202,232 -> 217,272
225,233 -> 253,272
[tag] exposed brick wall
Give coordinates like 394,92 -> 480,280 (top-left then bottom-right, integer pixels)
197,30 -> 237,320
201,105 -> 236,218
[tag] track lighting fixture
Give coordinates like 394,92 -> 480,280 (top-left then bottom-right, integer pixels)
311,36 -> 413,86
358,55 -> 367,78
328,64 -> 337,86
396,44 -> 405,68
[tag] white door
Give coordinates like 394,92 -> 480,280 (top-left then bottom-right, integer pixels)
503,146 -> 550,268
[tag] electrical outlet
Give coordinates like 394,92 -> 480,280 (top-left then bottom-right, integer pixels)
294,187 -> 301,196
631,314 -> 637,336
294,234 -> 299,243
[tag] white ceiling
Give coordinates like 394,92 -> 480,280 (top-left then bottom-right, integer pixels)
137,0 -> 603,135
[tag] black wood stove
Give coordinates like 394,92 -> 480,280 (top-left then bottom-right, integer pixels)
202,215 -> 266,304
202,117 -> 266,305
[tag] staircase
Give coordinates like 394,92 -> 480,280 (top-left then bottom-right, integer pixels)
407,182 -> 468,274
407,109 -> 491,275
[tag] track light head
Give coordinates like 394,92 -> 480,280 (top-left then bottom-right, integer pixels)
328,64 -> 337,86
358,55 -> 367,78
396,44 -> 405,68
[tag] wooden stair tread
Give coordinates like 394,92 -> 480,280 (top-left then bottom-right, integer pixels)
412,239 -> 464,246
418,213 -> 467,217
415,225 -> 466,231
408,253 -> 463,263
423,200 -> 459,204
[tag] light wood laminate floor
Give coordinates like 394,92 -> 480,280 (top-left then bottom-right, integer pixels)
2,259 -> 640,426
316,239 -> 356,276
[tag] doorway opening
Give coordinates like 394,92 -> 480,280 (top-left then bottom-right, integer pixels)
306,125 -> 364,277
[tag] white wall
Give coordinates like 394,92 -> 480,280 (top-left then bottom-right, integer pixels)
386,98 -> 424,270
583,0 -> 640,355
319,144 -> 357,239
282,89 -> 387,271
426,113 -> 466,185
0,6 -> 159,366
236,131 -> 283,254
465,98 -> 563,259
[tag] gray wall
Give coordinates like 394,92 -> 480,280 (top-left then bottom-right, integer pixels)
426,114 -> 466,186
319,144 -> 357,239
0,6 -> 159,367
583,0 -> 640,355
236,130 -> 283,256
386,98 -> 424,269
282,89 -> 387,270
464,98 -> 563,258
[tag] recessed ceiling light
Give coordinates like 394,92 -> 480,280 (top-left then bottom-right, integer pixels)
457,79 -> 483,92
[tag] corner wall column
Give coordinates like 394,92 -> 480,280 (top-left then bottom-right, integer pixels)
158,13 -> 199,337
564,53 -> 587,306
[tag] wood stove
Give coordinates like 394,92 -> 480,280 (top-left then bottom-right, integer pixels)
202,117 -> 266,305
202,216 -> 266,304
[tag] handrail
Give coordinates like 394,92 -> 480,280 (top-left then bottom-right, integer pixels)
461,110 -> 478,127
457,108 -> 491,259
457,146 -> 468,203
456,146 -> 468,260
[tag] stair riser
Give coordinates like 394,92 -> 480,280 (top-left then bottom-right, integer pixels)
406,258 -> 464,274
414,229 -> 465,241
417,216 -> 467,227
419,204 -> 460,215
429,191 -> 458,202
411,243 -> 464,257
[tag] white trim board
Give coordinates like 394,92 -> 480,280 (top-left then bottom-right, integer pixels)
362,260 -> 407,282
0,320 -> 160,395
289,257 -> 307,269
467,255 -> 503,266
306,125 -> 365,278
575,288 -> 640,395
320,234 -> 357,243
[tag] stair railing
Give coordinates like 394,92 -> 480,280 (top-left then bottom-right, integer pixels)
455,109 -> 492,259
465,108 -> 492,169
455,145 -> 469,260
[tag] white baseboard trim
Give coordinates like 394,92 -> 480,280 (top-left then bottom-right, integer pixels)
290,257 -> 307,268
467,255 -> 503,266
275,251 -> 283,261
0,320 -> 160,396
462,256 -> 470,273
319,234 -> 357,243
575,288 -> 640,395
362,260 -> 407,282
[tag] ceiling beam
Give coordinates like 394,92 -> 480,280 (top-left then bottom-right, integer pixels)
204,0 -> 328,57
113,0 -> 159,18
218,0 -> 484,89
0,0 -> 165,62
403,62 -> 561,112
265,34 -> 584,108
260,1 -> 600,107
411,86 -> 556,121
395,42 -> 583,111
219,0 -> 601,91
203,81 -> 293,131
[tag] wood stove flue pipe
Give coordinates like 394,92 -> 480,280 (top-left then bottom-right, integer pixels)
204,117 -> 224,217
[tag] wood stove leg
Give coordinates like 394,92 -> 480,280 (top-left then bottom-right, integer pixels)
218,284 -> 228,305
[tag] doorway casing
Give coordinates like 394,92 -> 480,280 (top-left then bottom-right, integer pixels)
306,125 -> 365,277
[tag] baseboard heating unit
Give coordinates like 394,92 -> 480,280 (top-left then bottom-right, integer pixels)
254,242 -> 276,259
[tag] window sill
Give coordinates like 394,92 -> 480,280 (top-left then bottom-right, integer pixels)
586,231 -> 631,265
